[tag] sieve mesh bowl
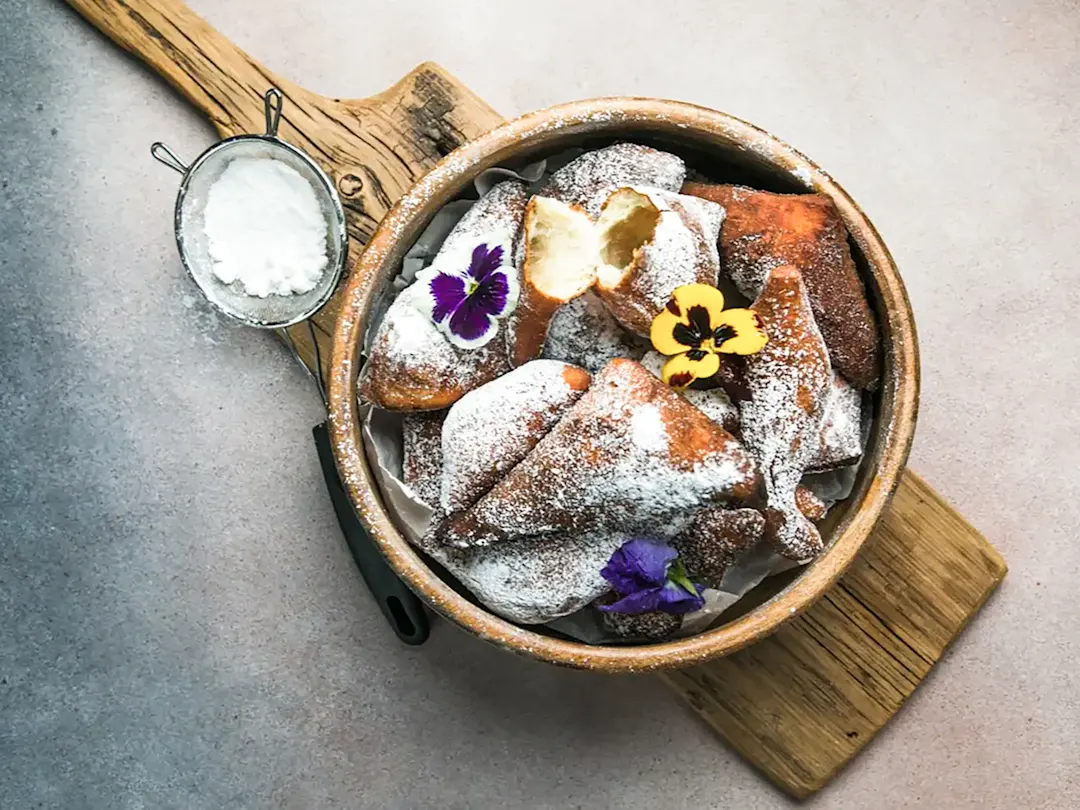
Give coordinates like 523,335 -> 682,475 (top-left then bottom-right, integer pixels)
152,90 -> 347,329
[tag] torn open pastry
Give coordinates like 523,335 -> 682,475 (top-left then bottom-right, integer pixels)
507,185 -> 724,362
594,187 -> 724,336
359,141 -> 888,641
506,197 -> 598,367
540,142 -> 686,216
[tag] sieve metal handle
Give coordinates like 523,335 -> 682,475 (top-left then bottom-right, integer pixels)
264,88 -> 283,138
150,142 -> 188,175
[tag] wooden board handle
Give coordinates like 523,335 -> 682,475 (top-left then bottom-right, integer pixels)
65,0 -> 281,137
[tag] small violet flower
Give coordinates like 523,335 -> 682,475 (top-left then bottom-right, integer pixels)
418,239 -> 519,349
599,538 -> 705,616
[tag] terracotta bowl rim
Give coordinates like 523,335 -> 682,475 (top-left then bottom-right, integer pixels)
327,96 -> 920,673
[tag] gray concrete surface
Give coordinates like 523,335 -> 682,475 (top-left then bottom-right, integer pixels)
1,0 -> 1077,807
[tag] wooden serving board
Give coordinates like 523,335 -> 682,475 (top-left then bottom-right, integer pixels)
67,0 -> 1007,798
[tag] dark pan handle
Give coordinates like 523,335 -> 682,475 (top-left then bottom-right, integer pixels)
312,422 -> 430,645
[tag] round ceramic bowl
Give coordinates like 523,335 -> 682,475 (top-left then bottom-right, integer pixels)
327,98 -> 919,672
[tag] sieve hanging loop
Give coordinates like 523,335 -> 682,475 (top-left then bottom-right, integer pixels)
150,142 -> 188,175
264,88 -> 284,138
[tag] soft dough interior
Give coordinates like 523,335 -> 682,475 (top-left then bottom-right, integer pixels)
595,188 -> 661,288
524,197 -> 598,301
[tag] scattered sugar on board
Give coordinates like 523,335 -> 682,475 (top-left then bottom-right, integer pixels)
202,157 -> 328,297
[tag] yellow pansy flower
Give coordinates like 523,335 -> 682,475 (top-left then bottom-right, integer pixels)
649,283 -> 768,389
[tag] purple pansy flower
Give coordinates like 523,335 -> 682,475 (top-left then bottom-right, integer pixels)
419,239 -> 518,349
599,538 -> 706,616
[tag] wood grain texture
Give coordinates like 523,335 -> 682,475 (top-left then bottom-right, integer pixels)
67,0 -> 1005,798
660,470 -> 1006,798
64,0 -> 502,391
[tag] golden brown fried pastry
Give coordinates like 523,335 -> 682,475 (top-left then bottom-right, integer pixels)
420,531 -> 625,625
401,411 -> 446,506
358,180 -> 526,410
359,283 -> 512,410
640,351 -> 739,433
541,290 -> 644,374
438,358 -> 762,548
540,143 -> 686,216
682,182 -> 881,389
506,197 -> 598,367
440,360 -> 591,515
673,507 -> 766,589
740,266 -> 832,562
795,485 -> 829,522
594,187 -> 723,336
598,598 -> 683,640
807,372 -> 864,472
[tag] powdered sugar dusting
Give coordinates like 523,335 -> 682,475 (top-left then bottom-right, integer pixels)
597,188 -> 722,335
639,351 -> 739,432
637,212 -> 704,305
439,179 -> 528,256
739,269 -> 831,562
444,359 -> 759,547
713,184 -> 881,388
440,360 -> 589,514
673,507 -> 765,589
790,166 -> 815,189
542,291 -> 644,373
401,411 -> 445,505
359,282 -> 510,409
808,373 -> 864,471
358,182 -> 527,408
630,404 -> 668,452
423,532 -> 623,624
540,143 -> 686,217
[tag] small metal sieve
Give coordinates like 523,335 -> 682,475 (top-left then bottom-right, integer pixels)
151,88 -> 347,329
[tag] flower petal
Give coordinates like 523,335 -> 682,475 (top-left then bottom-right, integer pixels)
656,580 -> 706,614
597,586 -> 667,614
446,294 -> 498,349
661,351 -> 721,389
649,307 -> 688,355
672,283 -> 726,317
712,308 -> 769,355
600,538 -> 677,594
475,268 -> 518,319
427,271 -> 467,324
468,243 -> 505,282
